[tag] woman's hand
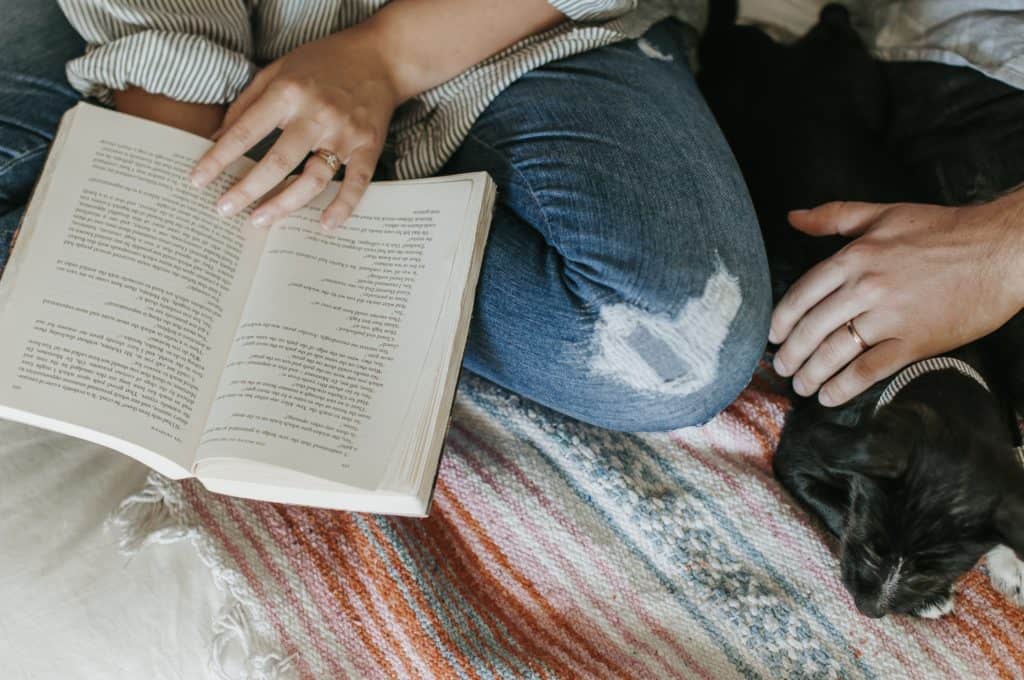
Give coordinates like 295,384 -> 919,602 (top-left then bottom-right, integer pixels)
188,0 -> 563,231
189,22 -> 400,231
770,188 -> 1024,406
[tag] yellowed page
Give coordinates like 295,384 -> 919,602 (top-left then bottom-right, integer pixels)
0,104 -> 266,474
195,175 -> 480,489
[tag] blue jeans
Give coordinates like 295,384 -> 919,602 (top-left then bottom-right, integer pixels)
0,4 -> 770,432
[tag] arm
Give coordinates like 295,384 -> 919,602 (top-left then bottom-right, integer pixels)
770,185 -> 1024,406
113,89 -> 224,138
190,0 -> 589,230
58,0 -> 255,137
373,0 -> 564,101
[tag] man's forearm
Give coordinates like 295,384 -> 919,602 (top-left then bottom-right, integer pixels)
996,184 -> 1024,310
364,0 -> 565,102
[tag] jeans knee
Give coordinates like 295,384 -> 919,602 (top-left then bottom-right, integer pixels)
577,255 -> 770,431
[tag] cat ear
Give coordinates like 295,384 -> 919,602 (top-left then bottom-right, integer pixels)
864,402 -> 947,478
833,437 -> 909,479
809,422 -> 908,478
819,404 -> 939,479
819,3 -> 852,26
994,493 -> 1024,557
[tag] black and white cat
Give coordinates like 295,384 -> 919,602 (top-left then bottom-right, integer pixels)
698,1 -> 1024,618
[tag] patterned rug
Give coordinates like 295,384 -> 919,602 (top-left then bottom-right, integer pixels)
115,368 -> 1024,679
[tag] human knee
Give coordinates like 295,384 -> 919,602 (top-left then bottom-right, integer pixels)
575,255 -> 770,431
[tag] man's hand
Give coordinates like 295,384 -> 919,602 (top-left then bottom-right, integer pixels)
770,187 -> 1024,406
113,87 -> 225,138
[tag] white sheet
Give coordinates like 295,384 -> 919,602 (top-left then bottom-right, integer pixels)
0,420 -> 220,679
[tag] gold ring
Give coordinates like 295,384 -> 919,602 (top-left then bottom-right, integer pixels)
846,320 -> 870,352
313,148 -> 341,173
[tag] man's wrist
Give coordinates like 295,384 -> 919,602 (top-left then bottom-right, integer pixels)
994,185 -> 1024,310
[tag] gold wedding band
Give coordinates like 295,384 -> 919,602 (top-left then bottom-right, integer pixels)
846,320 -> 870,352
313,148 -> 341,173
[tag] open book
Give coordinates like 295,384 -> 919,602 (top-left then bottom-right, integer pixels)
0,103 -> 494,516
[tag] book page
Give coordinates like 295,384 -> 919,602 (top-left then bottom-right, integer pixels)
0,104 -> 266,474
195,176 -> 479,489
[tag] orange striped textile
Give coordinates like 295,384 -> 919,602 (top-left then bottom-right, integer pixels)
123,369 -> 1024,679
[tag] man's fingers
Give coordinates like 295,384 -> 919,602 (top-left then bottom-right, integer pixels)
788,201 -> 892,237
818,339 -> 907,407
321,146 -> 380,230
770,256 -> 846,345
191,95 -> 284,191
248,154 -> 337,227
791,313 -> 877,396
774,286 -> 869,378
219,120 -> 321,219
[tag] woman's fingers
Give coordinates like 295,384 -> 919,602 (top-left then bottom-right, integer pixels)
215,66 -> 276,139
321,145 -> 380,230
818,338 -> 908,407
788,201 -> 892,237
190,94 -> 286,191
791,313 -> 879,396
218,119 -> 322,220
248,153 -> 337,227
774,285 -> 869,378
770,255 -> 846,345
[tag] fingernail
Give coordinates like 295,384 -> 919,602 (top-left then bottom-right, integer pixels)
217,197 -> 237,216
191,169 -> 211,188
819,389 -> 836,407
792,375 -> 806,395
768,326 -> 780,344
249,211 -> 270,228
789,208 -> 809,216
773,356 -> 788,376
320,218 -> 337,232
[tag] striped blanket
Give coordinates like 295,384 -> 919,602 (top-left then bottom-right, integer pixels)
117,368 -> 1024,679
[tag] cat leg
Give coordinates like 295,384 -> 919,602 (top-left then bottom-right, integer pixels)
987,545 -> 1024,606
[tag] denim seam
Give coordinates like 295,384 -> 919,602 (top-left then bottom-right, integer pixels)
465,131 -> 559,245
464,130 -> 616,312
0,145 -> 47,178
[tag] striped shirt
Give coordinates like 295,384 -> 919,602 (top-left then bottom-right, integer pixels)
56,0 -> 706,179
56,1 -> 1024,180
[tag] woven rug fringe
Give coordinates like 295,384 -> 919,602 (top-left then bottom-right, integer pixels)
107,473 -> 295,680
107,473 -> 193,553
211,599 -> 297,680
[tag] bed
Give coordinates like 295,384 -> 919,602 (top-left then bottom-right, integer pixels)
3,2 -> 1023,678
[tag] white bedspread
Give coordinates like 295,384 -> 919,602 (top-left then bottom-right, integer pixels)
0,421 -> 219,679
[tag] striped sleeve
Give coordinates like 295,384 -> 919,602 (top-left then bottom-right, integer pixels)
57,0 -> 257,105
546,0 -> 637,22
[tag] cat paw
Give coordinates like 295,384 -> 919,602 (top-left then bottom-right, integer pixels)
988,545 -> 1024,606
915,595 -> 955,619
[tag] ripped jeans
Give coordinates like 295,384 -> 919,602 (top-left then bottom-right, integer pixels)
0,9 -> 771,432
446,20 -> 771,429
